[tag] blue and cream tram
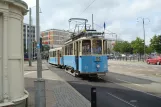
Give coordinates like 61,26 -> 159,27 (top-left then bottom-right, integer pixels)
49,47 -> 63,67
49,30 -> 108,77
62,30 -> 108,77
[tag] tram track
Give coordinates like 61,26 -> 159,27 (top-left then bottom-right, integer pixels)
48,64 -> 161,107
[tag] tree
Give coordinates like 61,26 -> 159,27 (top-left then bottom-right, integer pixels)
150,35 -> 161,54
146,45 -> 153,54
131,37 -> 144,54
113,41 -> 131,54
120,41 -> 131,54
43,45 -> 50,51
113,41 -> 122,53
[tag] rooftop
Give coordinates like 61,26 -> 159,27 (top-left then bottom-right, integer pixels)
41,29 -> 72,33
13,0 -> 28,8
3,0 -> 28,14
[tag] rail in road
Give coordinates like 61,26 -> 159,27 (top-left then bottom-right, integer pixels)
48,65 -> 161,107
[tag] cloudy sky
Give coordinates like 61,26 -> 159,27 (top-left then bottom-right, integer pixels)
23,0 -> 161,45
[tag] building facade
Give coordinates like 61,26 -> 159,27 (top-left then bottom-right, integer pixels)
23,23 -> 36,51
41,29 -> 71,48
0,0 -> 28,106
107,39 -> 115,54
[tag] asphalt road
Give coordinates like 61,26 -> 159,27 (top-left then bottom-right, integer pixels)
48,65 -> 161,107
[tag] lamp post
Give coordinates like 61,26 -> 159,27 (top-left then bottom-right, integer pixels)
33,1 -> 46,107
137,17 -> 150,61
28,6 -> 42,65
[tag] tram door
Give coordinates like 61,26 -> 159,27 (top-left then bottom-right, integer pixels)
57,50 -> 60,65
76,41 -> 79,71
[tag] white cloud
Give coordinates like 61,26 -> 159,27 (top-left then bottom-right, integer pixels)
23,0 -> 36,7
23,0 -> 161,45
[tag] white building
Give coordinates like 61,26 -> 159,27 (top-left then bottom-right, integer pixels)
23,23 -> 36,50
0,0 -> 28,106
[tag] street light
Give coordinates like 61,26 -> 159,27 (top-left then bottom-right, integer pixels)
28,6 -> 42,66
137,17 -> 150,61
35,0 -> 46,107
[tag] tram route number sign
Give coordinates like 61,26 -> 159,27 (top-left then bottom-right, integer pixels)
96,57 -> 100,61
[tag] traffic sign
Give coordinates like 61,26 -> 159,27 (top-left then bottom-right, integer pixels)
37,44 -> 40,49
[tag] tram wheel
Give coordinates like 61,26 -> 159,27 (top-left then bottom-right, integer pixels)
74,70 -> 80,77
65,67 -> 69,71
71,68 -> 74,73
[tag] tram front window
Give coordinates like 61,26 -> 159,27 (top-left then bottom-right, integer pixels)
92,39 -> 102,54
82,40 -> 91,55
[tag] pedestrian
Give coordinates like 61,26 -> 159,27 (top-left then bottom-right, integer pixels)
46,54 -> 49,62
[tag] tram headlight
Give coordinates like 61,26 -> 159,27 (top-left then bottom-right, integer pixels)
96,64 -> 100,68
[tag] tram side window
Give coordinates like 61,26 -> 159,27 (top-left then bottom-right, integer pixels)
60,51 -> 62,57
62,47 -> 64,56
92,39 -> 102,54
103,40 -> 107,54
68,44 -> 73,55
67,45 -> 70,55
82,40 -> 91,55
55,51 -> 56,57
50,52 -> 53,57
65,46 -> 67,55
53,51 -> 55,57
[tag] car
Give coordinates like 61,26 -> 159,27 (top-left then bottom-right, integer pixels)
121,54 -> 126,57
128,55 -> 133,58
146,56 -> 161,65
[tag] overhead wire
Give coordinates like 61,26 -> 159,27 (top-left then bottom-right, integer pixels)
80,0 -> 96,15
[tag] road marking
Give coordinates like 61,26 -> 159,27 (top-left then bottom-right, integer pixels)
130,100 -> 137,103
107,79 -> 161,99
106,92 -> 137,107
24,71 -> 36,75
116,78 -> 143,87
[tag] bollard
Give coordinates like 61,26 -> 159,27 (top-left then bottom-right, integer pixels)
91,87 -> 97,107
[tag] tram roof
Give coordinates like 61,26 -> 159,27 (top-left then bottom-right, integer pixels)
49,47 -> 62,52
64,30 -> 106,44
65,35 -> 107,44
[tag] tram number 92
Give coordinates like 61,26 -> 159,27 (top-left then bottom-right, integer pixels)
96,57 -> 100,61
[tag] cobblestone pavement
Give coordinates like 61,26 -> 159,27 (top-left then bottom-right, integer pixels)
24,61 -> 91,107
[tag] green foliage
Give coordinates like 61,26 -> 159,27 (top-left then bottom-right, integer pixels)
150,35 -> 161,54
131,37 -> 144,54
112,35 -> 161,54
113,41 -> 122,53
113,41 -> 131,53
43,45 -> 50,51
146,46 -> 153,54
120,41 -> 131,53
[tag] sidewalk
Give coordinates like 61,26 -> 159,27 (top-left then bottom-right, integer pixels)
108,60 -> 146,65
24,61 -> 91,107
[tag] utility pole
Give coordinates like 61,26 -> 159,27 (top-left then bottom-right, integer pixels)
142,18 -> 146,61
92,14 -> 94,30
34,0 -> 46,107
28,8 -> 32,66
137,17 -> 150,61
